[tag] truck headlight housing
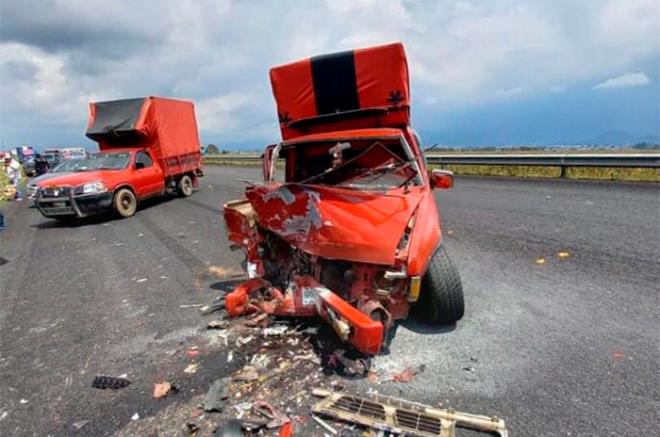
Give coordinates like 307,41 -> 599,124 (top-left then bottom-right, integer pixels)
79,181 -> 107,194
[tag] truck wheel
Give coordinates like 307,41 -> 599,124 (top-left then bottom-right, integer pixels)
178,175 -> 193,197
417,245 -> 464,325
113,188 -> 137,218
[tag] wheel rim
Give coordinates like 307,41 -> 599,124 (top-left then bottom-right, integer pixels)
182,177 -> 192,195
118,192 -> 135,214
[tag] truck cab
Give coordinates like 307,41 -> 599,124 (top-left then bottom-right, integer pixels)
36,97 -> 202,220
223,43 -> 464,355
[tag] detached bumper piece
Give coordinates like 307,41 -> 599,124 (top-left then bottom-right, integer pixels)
36,188 -> 113,218
312,388 -> 509,437
225,276 -> 384,355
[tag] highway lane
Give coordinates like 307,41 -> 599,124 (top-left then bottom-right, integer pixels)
1,166 -> 658,436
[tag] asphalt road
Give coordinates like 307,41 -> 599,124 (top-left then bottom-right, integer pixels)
1,166 -> 658,436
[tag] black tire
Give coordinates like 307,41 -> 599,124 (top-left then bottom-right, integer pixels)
178,175 -> 193,197
113,188 -> 137,218
417,245 -> 464,324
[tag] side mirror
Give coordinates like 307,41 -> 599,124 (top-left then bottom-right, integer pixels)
262,144 -> 278,182
429,169 -> 454,189
135,161 -> 146,170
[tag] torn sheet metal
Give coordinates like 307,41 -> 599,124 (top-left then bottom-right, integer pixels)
245,183 -> 423,266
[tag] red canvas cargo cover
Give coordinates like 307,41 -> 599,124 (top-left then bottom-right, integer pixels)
87,97 -> 201,176
270,42 -> 410,140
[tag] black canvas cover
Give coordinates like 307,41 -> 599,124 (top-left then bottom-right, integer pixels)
86,98 -> 146,141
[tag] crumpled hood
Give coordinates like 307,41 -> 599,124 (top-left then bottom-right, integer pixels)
246,183 -> 424,265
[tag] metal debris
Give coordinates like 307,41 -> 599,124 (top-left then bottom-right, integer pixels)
312,388 -> 509,437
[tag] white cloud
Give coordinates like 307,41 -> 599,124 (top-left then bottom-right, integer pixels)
593,72 -> 650,90
0,0 -> 658,147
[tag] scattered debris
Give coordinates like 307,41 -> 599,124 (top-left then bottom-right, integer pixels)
131,413 -> 140,421
201,299 -> 225,315
180,303 -> 204,309
313,415 -> 338,435
208,265 -> 243,278
227,351 -> 234,362
204,378 -> 230,412
208,320 -> 230,329
535,257 -> 546,265
263,325 -> 289,337
236,335 -> 253,347
136,278 -> 147,283
91,375 -> 131,390
390,365 -> 425,383
72,420 -> 89,430
183,363 -> 199,374
19,399 -> 28,404
186,346 -> 200,358
312,388 -> 509,437
463,366 -> 476,372
213,419 -> 242,437
557,250 -> 571,259
153,381 -> 174,399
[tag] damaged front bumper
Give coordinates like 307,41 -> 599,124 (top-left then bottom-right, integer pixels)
226,275 -> 385,355
36,189 -> 113,218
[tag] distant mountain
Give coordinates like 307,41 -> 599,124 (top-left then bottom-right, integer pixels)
580,130 -> 660,146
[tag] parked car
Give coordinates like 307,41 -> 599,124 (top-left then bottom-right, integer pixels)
35,97 -> 203,220
222,43 -> 463,355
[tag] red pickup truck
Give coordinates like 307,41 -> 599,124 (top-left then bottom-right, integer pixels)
36,97 -> 203,220
223,43 -> 464,355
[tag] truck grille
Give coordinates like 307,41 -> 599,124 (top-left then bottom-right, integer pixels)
41,205 -> 75,216
41,186 -> 71,198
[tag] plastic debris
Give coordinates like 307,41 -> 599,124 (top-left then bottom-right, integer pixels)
263,325 -> 290,337
186,346 -> 200,358
184,363 -> 199,374
19,399 -> 28,404
72,420 -> 89,430
227,351 -> 234,362
180,303 -> 204,309
391,364 -> 425,383
91,375 -> 131,390
557,250 -> 571,259
201,299 -> 225,315
153,381 -> 173,399
136,278 -> 147,283
535,257 -> 546,265
208,320 -> 230,329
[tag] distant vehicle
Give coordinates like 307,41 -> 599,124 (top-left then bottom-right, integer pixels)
42,150 -> 62,168
36,97 -> 203,220
59,147 -> 87,160
23,155 -> 37,177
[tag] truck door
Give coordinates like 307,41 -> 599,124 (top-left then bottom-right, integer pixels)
133,151 -> 164,197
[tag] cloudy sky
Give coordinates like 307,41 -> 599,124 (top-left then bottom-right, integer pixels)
1,0 -> 658,150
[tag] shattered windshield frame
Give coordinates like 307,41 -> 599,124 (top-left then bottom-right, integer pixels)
280,135 -> 423,191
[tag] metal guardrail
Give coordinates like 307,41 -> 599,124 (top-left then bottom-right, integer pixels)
424,153 -> 660,168
205,153 -> 660,169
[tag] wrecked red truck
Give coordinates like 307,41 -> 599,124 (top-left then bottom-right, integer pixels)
36,97 -> 203,220
223,43 -> 464,355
